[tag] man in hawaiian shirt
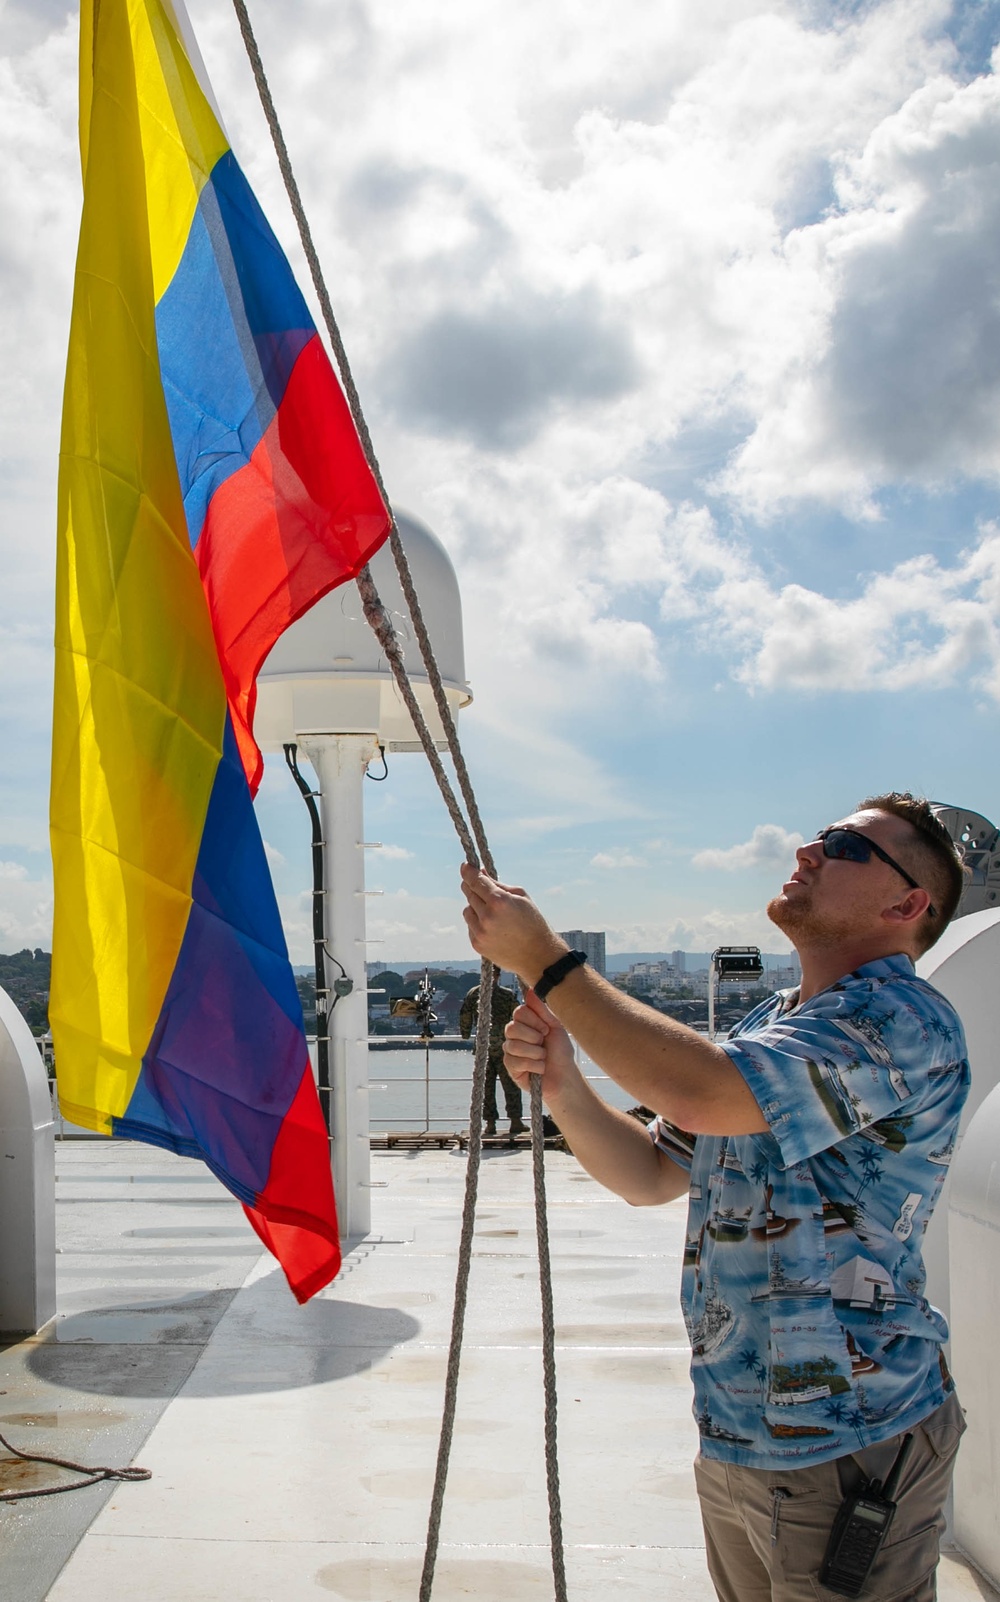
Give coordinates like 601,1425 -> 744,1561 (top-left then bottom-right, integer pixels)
460,792 -> 968,1601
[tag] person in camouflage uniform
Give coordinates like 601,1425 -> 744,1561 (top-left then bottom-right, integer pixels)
459,981 -> 526,1137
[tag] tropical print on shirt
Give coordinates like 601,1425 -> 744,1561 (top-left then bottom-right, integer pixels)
650,955 -> 969,1468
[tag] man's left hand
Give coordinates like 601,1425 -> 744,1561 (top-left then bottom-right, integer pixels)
460,864 -> 566,983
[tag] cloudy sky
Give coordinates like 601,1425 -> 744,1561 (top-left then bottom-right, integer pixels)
2,0 -> 1000,965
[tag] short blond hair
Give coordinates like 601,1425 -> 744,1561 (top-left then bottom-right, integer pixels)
857,792 -> 966,952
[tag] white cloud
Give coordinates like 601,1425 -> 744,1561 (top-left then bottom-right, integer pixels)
262,840 -> 286,869
606,908 -> 793,953
383,286 -> 637,448
740,536 -> 1000,696
469,699 -> 648,832
371,844 -> 414,860
659,514 -> 1000,700
590,848 -> 647,869
0,19 -> 78,546
278,885 -> 470,965
0,865 -> 53,950
722,48 -> 1000,514
179,0 -> 986,716
5,2 -> 994,705
693,824 -> 804,872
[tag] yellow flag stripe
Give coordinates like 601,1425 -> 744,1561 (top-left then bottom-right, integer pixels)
51,0 -> 227,1121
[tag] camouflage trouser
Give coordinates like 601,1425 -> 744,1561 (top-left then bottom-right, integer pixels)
484,1054 -> 523,1123
694,1390 -> 965,1601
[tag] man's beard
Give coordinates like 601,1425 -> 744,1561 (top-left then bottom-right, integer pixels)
766,893 -> 802,936
767,890 -> 858,947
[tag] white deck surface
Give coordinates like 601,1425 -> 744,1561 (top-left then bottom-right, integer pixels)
2,1141 -> 996,1600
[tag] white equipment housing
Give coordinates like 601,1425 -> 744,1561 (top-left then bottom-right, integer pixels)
917,908 -> 1000,1587
255,511 -> 471,755
948,1080 -> 1000,1585
917,907 -> 1000,1321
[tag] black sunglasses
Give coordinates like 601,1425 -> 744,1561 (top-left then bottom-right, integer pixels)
815,828 -> 936,918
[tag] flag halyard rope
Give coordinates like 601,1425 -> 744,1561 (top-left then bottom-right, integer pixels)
229,7 -> 567,1597
418,957 -> 493,1600
531,1075 -> 568,1594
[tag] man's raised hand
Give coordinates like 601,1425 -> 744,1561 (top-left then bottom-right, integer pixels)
460,862 -> 567,981
502,988 -> 579,1099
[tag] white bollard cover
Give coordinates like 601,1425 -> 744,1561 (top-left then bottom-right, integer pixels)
0,985 -> 56,1335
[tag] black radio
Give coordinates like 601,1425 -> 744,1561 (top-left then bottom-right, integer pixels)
819,1433 -> 914,1597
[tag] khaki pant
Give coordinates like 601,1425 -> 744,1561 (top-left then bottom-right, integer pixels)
693,1392 -> 965,1601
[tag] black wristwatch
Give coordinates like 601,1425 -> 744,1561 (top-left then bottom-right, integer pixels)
534,949 -> 588,1002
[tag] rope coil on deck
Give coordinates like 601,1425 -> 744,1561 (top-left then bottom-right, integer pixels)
0,1430 -> 152,1503
229,4 -> 567,1596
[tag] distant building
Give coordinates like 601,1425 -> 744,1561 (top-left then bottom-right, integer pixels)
557,929 -> 607,977
622,959 -> 680,995
768,961 -> 802,991
672,949 -> 685,973
627,959 -> 675,983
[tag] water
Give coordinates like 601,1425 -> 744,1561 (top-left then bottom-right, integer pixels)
367,1045 -> 639,1131
51,1047 -> 641,1140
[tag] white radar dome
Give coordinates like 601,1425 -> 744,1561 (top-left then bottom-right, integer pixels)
254,510 -> 472,752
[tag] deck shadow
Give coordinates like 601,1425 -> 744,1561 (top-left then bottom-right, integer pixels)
21,1277 -> 421,1399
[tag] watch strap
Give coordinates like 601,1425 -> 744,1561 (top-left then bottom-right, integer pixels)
534,949 -> 588,1002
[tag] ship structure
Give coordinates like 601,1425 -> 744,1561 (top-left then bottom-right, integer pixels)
806,1056 -> 862,1136
835,1010 -> 909,1089
696,1405 -> 754,1447
707,1207 -> 753,1243
751,1250 -> 831,1304
690,1279 -> 736,1359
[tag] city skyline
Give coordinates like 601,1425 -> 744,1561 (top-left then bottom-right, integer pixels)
362,947 -> 801,977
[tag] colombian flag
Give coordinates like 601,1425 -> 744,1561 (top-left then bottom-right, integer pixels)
50,0 -> 389,1301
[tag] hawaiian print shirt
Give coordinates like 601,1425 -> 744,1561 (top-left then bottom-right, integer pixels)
650,955 -> 969,1469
